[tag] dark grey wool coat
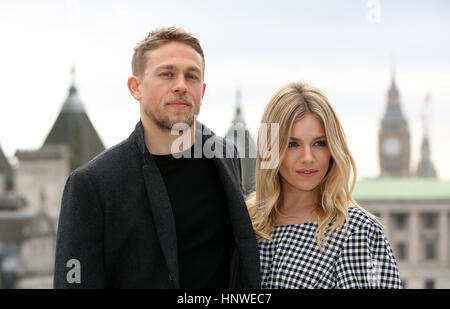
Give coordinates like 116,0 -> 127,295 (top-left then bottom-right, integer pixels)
53,120 -> 261,288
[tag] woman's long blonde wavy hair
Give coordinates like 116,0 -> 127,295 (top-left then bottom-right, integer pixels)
247,81 -> 377,250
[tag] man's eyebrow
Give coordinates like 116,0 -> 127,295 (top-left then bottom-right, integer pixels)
186,66 -> 202,74
290,135 -> 327,141
155,64 -> 201,74
155,64 -> 175,70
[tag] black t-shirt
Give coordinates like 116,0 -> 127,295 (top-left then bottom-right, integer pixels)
151,144 -> 233,288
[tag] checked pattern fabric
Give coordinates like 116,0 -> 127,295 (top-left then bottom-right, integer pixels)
259,206 -> 403,289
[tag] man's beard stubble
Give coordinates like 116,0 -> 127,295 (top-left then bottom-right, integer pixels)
146,95 -> 197,130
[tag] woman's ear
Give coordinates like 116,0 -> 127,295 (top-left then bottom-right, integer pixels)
127,76 -> 142,101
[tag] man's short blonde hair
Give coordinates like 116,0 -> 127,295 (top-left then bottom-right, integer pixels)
132,26 -> 205,78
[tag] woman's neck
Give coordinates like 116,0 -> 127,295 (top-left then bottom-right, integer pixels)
276,182 -> 321,226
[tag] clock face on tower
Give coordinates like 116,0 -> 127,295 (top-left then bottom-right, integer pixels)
383,137 -> 401,157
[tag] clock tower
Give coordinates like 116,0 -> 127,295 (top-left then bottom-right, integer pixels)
379,71 -> 410,177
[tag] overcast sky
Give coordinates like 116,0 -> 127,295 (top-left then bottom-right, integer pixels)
1,0 -> 449,179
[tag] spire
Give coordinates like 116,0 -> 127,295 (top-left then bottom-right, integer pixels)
388,59 -> 399,98
236,88 -> 242,110
417,134 -> 437,178
224,89 -> 257,194
417,92 -> 437,178
69,65 -> 76,94
232,88 -> 245,126
422,92 -> 431,138
382,62 -> 407,126
62,66 -> 84,113
43,67 -> 105,171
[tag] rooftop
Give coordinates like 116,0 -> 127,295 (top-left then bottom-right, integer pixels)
42,69 -> 105,171
353,178 -> 450,201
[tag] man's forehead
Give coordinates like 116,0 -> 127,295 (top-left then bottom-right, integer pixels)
145,42 -> 203,66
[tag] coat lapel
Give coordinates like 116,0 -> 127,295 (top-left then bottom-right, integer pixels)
142,164 -> 179,287
132,121 -> 179,287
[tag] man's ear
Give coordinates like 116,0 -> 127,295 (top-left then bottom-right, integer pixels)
127,76 -> 142,101
201,83 -> 206,98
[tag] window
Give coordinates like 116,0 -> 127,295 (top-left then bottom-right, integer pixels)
423,213 -> 438,229
425,242 -> 437,260
396,243 -> 407,261
394,213 -> 408,230
425,279 -> 435,289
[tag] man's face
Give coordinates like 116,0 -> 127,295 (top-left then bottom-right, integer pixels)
131,41 -> 206,130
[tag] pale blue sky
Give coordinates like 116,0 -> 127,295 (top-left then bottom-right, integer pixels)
0,0 -> 449,179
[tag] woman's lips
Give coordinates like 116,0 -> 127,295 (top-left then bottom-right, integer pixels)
296,169 -> 318,177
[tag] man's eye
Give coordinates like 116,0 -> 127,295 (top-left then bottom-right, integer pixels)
186,74 -> 199,80
288,141 -> 298,148
160,72 -> 173,77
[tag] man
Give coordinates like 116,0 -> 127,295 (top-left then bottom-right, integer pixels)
53,27 -> 261,288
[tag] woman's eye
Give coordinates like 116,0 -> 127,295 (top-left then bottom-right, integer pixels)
288,141 -> 298,148
314,141 -> 327,146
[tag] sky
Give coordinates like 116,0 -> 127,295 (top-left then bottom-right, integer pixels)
0,0 -> 449,179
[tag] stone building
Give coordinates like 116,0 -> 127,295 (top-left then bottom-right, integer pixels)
0,145 -> 13,192
0,69 -> 105,288
355,70 -> 449,288
225,89 -> 257,195
354,178 -> 450,288
0,143 -> 32,289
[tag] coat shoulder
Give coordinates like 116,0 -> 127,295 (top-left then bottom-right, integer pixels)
72,135 -> 139,179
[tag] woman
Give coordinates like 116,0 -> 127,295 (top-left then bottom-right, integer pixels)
247,81 -> 402,289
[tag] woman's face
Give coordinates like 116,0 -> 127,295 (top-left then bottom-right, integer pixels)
279,113 -> 331,193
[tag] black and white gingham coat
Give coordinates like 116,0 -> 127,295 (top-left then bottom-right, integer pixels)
259,206 -> 402,289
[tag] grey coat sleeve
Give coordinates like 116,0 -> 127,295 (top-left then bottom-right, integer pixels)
53,169 -> 105,288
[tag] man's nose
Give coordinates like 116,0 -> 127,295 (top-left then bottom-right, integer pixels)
172,75 -> 188,94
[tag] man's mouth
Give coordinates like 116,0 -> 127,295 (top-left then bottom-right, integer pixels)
166,100 -> 191,109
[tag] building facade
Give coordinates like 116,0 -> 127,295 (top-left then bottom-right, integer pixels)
0,69 -> 105,289
354,178 -> 450,288
359,70 -> 449,288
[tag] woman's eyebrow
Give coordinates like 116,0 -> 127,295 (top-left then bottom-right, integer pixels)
290,135 -> 326,141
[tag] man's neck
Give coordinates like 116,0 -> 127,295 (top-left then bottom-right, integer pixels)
141,117 -> 195,155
